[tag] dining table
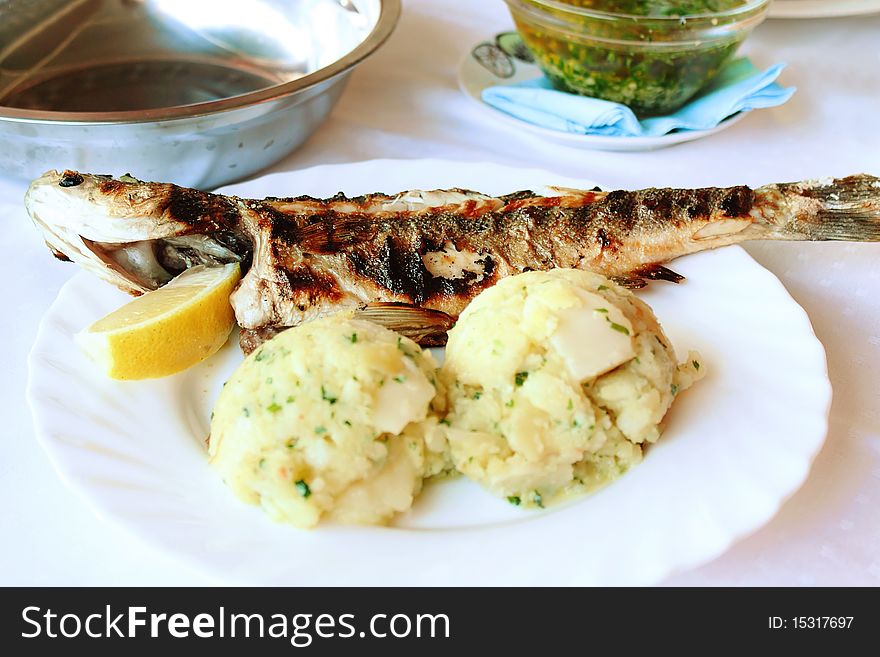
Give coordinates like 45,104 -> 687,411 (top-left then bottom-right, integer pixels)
2,0 -> 878,586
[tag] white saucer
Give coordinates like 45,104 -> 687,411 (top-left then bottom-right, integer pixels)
769,0 -> 880,19
458,32 -> 748,152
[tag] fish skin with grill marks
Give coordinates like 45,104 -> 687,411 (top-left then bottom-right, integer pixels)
24,169 -> 880,349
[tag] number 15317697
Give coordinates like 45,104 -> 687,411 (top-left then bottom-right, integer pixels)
769,617 -> 854,630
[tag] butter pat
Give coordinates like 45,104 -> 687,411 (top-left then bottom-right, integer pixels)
549,290 -> 635,381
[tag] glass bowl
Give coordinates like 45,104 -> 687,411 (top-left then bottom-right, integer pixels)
503,0 -> 771,116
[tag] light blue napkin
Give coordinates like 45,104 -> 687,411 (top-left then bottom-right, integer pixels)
481,58 -> 796,137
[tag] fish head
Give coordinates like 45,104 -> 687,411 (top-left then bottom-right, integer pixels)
25,170 -> 250,295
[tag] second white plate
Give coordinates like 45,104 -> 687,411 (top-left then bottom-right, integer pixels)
28,159 -> 831,585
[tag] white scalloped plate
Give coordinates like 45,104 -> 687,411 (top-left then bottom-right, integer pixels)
27,159 -> 830,585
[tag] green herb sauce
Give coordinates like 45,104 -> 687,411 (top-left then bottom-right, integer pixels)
554,1 -> 748,16
515,0 -> 754,115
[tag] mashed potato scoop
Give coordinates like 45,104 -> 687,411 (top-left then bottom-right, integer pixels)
209,315 -> 448,528
440,269 -> 703,509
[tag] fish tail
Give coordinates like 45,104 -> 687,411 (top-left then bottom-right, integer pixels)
764,174 -> 880,242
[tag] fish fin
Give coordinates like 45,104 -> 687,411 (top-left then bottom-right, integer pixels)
632,264 -> 686,284
776,174 -> 880,242
498,190 -> 539,203
354,303 -> 455,346
49,246 -> 71,262
613,264 -> 685,289
237,305 -> 455,354
610,275 -> 648,290
240,327 -> 286,354
295,217 -> 377,254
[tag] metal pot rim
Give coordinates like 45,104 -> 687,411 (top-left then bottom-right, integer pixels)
0,0 -> 400,126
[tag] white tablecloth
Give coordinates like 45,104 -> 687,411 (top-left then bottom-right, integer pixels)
2,0 -> 878,586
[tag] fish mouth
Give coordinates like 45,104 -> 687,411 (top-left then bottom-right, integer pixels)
82,232 -> 250,291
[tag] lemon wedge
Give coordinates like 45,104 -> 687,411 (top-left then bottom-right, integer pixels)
76,263 -> 241,380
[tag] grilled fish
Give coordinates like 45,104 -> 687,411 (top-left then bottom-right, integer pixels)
25,170 -> 880,349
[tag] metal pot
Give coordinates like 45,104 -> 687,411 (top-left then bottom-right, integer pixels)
0,0 -> 400,188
